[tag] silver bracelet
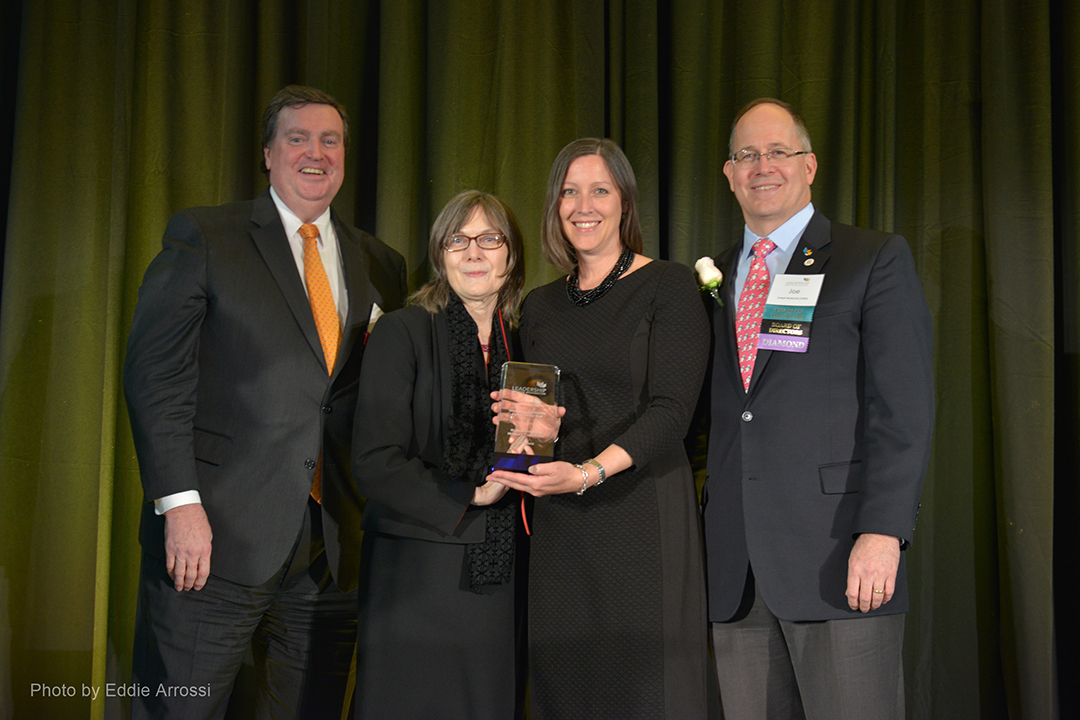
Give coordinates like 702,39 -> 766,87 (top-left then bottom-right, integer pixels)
573,463 -> 589,495
584,458 -> 606,486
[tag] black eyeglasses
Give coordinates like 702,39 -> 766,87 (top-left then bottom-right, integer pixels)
442,233 -> 507,252
730,148 -> 810,166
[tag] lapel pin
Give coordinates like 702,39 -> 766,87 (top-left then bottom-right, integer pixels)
802,247 -> 813,256
804,258 -> 815,266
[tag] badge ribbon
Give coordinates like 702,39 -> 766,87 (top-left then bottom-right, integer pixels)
756,274 -> 825,353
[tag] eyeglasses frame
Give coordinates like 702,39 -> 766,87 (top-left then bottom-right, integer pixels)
730,148 -> 811,166
442,233 -> 507,252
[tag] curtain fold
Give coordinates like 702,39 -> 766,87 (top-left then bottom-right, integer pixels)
981,2 -> 1057,717
0,1 -> 1071,717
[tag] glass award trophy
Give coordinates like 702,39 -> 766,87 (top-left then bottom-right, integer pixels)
492,361 -> 560,471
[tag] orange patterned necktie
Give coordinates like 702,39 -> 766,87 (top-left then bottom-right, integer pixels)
299,222 -> 341,503
735,236 -> 776,391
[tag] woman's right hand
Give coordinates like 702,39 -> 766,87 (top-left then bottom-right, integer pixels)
487,461 -> 589,497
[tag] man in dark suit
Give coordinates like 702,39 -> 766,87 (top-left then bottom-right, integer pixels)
702,98 -> 934,719
123,85 -> 406,719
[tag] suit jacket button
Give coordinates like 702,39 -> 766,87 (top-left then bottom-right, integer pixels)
741,411 -> 754,422
322,405 -> 333,414
304,459 -> 316,470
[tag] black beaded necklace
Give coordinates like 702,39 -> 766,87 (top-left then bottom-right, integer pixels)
566,246 -> 634,306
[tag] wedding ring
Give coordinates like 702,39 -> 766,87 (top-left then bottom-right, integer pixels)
873,589 -> 885,594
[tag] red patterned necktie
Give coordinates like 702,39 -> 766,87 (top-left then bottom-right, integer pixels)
299,222 -> 341,503
735,237 -> 776,391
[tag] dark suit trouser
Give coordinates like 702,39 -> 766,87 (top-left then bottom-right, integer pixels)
131,499 -> 357,720
710,580 -> 905,720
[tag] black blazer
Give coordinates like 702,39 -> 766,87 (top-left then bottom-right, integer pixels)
703,210 -> 934,622
351,305 -> 497,544
124,188 -> 407,591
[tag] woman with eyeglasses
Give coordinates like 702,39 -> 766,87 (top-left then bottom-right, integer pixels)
487,139 -> 711,719
351,190 -> 527,719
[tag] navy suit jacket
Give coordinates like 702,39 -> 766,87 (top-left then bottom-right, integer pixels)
124,188 -> 407,591
703,210 -> 934,622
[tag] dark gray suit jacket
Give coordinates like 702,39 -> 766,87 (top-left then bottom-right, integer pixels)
124,188 -> 407,591
703,210 -> 934,622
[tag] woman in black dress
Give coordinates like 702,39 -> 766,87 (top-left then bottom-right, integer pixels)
352,191 -> 526,719
488,139 -> 711,719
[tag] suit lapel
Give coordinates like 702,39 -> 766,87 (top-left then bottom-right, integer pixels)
746,210 -> 832,393
786,211 -> 832,277
248,190 -> 328,369
714,244 -> 745,398
434,311 -> 452,439
334,215 -> 374,383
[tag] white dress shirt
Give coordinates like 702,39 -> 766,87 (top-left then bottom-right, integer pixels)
733,202 -> 815,310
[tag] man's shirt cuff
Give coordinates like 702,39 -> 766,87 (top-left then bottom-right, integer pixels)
154,490 -> 202,515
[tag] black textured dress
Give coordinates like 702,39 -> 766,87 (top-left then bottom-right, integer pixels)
519,260 -> 711,719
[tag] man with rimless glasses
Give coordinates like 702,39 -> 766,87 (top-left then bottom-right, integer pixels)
700,98 -> 934,719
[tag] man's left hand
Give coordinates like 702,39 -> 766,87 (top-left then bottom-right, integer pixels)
845,533 -> 901,612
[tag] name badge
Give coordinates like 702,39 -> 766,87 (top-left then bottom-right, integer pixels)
757,274 -> 825,353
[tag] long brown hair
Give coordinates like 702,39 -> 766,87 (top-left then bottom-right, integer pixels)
540,138 -> 643,275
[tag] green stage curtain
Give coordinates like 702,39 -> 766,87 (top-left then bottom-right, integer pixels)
0,1 -> 1073,718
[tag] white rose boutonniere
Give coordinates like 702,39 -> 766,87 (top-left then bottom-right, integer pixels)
695,257 -> 724,306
